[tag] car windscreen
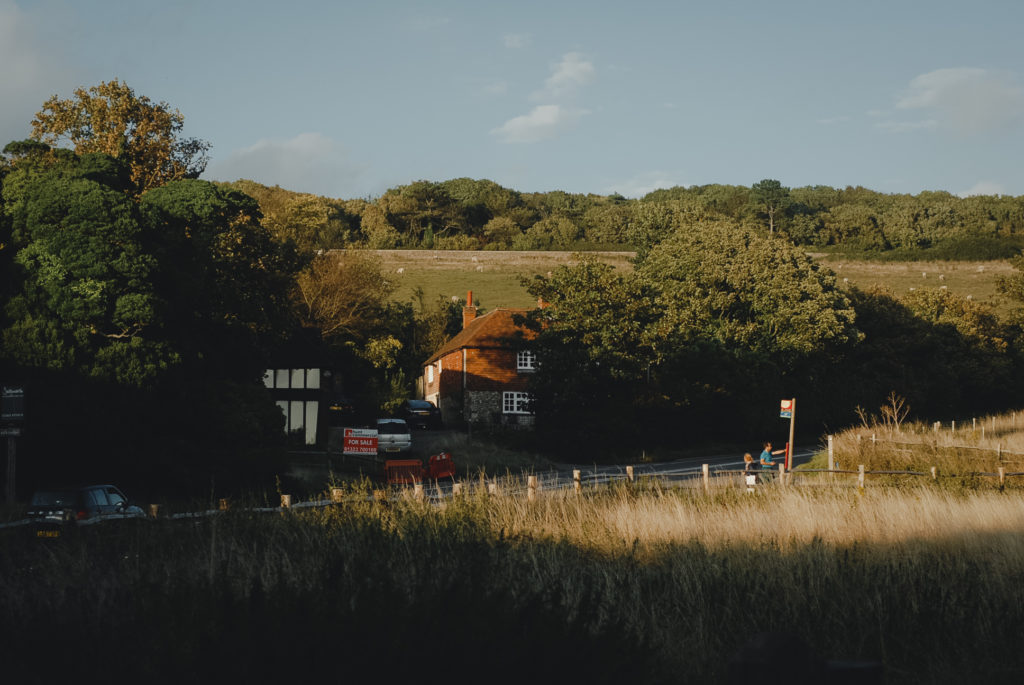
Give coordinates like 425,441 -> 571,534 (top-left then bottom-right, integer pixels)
406,400 -> 432,409
377,423 -> 409,435
30,490 -> 81,507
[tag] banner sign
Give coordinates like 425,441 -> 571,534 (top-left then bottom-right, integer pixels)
779,399 -> 793,419
343,428 -> 378,456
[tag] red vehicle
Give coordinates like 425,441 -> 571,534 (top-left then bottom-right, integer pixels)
385,450 -> 456,484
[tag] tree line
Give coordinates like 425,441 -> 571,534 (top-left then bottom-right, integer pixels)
228,177 -> 1024,261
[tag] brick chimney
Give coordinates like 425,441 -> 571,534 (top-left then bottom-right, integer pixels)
462,290 -> 477,329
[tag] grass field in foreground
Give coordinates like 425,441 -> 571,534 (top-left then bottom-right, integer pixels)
3,483 -> 1023,684
365,250 -> 1019,315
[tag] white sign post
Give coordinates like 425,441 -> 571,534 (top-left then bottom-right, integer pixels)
779,398 -> 796,470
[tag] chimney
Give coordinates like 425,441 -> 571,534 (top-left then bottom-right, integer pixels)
462,290 -> 477,329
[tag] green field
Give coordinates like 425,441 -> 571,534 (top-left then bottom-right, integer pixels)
369,249 -> 635,309
366,250 -> 1019,314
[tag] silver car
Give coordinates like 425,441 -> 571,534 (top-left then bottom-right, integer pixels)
376,418 -> 412,454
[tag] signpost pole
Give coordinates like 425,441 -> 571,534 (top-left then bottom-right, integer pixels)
5,436 -> 14,505
787,398 -> 796,471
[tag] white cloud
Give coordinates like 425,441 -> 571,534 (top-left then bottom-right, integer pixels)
895,68 -> 1024,134
875,119 -> 939,133
503,33 -> 530,49
531,52 -> 594,100
205,133 -> 366,197
490,105 -> 589,144
959,180 -> 1007,197
606,172 -> 685,198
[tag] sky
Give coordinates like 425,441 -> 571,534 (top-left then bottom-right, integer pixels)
2,0 -> 1024,200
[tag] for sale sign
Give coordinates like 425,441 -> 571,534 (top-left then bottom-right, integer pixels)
779,399 -> 793,419
343,428 -> 378,456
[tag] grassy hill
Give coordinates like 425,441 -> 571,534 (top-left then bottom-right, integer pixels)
367,249 -> 635,309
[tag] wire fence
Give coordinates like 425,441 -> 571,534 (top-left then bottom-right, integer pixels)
4,435 -> 1024,530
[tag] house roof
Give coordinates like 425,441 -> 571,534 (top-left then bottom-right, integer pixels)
424,307 -> 535,365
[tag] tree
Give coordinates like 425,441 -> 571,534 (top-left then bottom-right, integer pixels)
750,179 -> 790,234
31,80 -> 210,194
293,251 -> 394,342
518,259 -> 663,451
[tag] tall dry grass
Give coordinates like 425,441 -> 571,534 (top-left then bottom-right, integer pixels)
828,409 -> 1024,476
3,481 -> 1024,683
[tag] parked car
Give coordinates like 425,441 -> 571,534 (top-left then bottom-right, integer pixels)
327,394 -> 358,427
376,418 -> 412,454
26,484 -> 146,538
399,399 -> 443,429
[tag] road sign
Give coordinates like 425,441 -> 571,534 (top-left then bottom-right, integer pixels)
343,428 -> 378,456
780,398 -> 793,419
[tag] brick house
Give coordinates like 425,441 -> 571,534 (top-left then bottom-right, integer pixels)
422,291 -> 537,427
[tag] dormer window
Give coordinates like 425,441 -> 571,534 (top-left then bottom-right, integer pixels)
517,350 -> 536,372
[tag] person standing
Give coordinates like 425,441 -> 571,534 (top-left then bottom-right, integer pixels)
760,442 -> 785,469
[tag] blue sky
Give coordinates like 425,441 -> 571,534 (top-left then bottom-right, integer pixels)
3,0 -> 1023,199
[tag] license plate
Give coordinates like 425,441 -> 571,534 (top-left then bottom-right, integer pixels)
36,530 -> 60,539
386,447 -> 400,452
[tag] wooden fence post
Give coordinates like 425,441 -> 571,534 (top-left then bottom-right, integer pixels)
857,465 -> 865,490
280,494 -> 292,508
871,433 -> 876,445
702,464 -> 710,493
930,466 -> 938,481
827,435 -> 835,482
413,483 -> 424,501
573,469 -> 581,494
779,462 -> 786,487
952,420 -> 956,433
527,475 -> 538,502
452,482 -> 463,497
626,465 -> 634,483
148,504 -> 160,518
330,487 -> 343,503
998,467 -> 1006,491
488,481 -> 498,496
219,498 -> 230,511
997,444 -> 1002,460
973,417 -> 977,431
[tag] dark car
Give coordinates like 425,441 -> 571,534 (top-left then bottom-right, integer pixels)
326,394 -> 358,427
26,485 -> 146,538
399,399 -> 443,429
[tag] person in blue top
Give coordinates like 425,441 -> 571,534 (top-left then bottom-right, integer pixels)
760,442 -> 786,469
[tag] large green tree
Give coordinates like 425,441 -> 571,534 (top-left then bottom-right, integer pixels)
31,80 -> 210,194
750,178 -> 790,234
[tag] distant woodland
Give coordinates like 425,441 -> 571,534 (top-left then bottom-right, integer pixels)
224,177 -> 1024,260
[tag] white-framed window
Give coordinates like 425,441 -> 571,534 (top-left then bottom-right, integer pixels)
502,391 -> 533,415
517,350 -> 536,371
427,365 -> 434,384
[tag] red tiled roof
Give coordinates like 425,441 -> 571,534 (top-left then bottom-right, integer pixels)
424,307 -> 535,365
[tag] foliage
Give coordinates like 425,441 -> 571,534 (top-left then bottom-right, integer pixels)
31,80 -> 210,194
749,178 -> 790,234
293,251 -> 394,341
0,145 -> 300,491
